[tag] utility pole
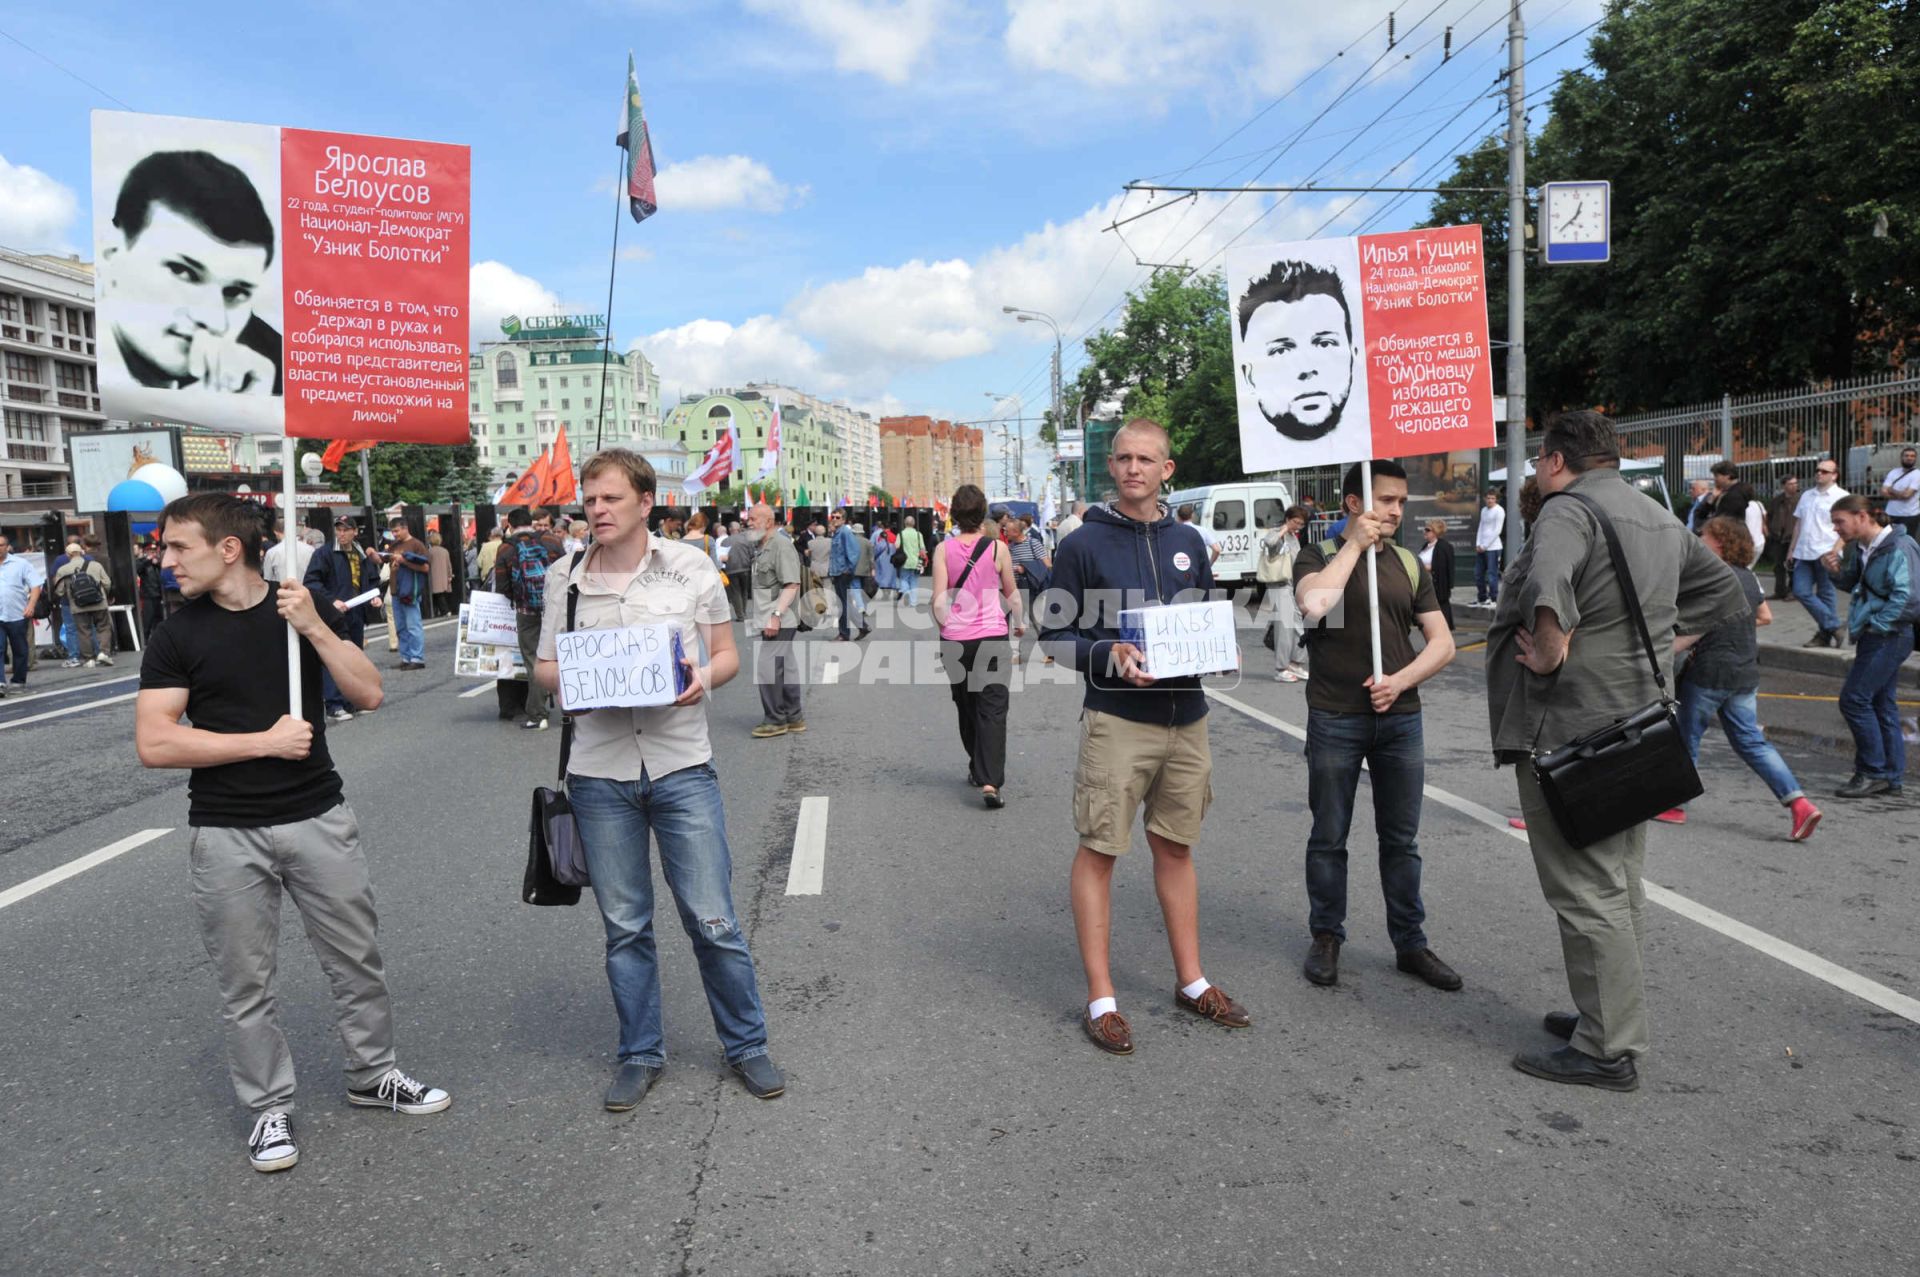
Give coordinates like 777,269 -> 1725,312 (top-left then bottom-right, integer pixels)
358,449 -> 374,509
1504,1 -> 1527,561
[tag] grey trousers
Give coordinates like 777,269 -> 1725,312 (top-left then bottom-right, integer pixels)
190,802 -> 396,1113
516,611 -> 549,722
755,631 -> 804,724
1515,766 -> 1650,1060
72,608 -> 112,660
1270,585 -> 1304,671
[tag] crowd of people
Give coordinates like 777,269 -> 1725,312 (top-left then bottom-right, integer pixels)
55,406 -> 1909,1177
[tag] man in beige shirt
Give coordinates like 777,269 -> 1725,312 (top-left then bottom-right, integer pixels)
534,448 -> 785,1112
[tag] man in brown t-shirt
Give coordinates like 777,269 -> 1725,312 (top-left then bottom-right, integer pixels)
1292,459 -> 1459,991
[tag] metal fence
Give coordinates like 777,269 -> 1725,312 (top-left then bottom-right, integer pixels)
1610,370 -> 1920,512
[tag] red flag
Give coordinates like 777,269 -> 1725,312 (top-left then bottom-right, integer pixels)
320,439 -> 375,472
682,422 -> 739,496
540,426 -> 577,506
499,450 -> 553,507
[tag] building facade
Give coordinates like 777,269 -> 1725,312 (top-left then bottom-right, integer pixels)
468,313 -> 665,485
663,389 -> 843,504
878,415 -> 986,505
744,382 -> 879,503
0,248 -> 105,518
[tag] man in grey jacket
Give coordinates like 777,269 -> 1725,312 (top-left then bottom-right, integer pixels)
1487,411 -> 1747,1093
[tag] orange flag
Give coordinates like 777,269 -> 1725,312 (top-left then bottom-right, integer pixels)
320,439 -> 376,472
539,426 -> 577,506
499,450 -> 553,507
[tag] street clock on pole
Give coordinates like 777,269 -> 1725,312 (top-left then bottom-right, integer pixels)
1541,180 -> 1611,264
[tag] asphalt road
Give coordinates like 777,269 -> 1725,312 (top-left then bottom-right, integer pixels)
0,601 -> 1915,1276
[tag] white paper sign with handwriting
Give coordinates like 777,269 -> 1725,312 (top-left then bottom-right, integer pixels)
555,624 -> 688,709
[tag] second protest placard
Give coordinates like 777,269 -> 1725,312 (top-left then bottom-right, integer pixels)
1227,224 -> 1496,472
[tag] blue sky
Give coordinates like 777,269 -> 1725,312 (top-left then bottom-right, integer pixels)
1,0 -> 1603,472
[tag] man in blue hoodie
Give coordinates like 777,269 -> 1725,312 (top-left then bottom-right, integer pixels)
828,511 -> 867,641
1825,493 -> 1917,798
1043,417 -> 1250,1056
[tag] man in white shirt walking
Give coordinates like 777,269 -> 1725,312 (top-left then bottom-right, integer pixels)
1882,447 -> 1920,541
1792,459 -> 1849,648
1473,489 -> 1506,605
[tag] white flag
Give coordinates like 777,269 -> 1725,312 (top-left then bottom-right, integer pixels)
757,399 -> 782,478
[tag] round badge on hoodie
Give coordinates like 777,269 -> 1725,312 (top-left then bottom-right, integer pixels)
1173,551 -> 1192,571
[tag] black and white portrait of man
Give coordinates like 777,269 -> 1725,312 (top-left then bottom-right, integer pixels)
1228,239 -> 1371,472
93,112 -> 285,431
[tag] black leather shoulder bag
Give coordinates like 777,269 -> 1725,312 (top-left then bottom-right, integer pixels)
1530,491 -> 1704,849
522,552 -> 590,905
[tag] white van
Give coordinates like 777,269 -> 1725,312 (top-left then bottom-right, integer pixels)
1164,480 -> 1296,589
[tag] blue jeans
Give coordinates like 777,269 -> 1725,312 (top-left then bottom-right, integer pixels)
0,617 -> 28,686
1677,683 -> 1804,804
392,596 -> 424,663
1792,558 -> 1841,633
569,764 -> 770,1067
897,569 -> 919,605
59,608 -> 77,658
1304,708 -> 1429,952
1840,629 -> 1914,782
1475,549 -> 1502,602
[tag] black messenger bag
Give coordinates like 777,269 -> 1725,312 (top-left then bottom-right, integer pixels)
1529,491 -> 1703,849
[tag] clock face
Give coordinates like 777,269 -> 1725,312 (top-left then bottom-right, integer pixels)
1547,184 -> 1607,244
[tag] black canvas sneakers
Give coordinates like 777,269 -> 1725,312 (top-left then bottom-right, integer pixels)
347,1066 -> 452,1115
248,1110 -> 298,1173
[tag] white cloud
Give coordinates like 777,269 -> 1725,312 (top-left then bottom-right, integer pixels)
637,187 -> 1349,406
618,245 -> 655,262
1005,1 -> 1372,97
0,155 -> 79,252
742,0 -> 949,85
639,315 -> 838,403
468,260 -> 561,343
654,155 -> 806,214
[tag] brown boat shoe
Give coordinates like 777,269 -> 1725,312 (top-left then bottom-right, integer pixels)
1082,1009 -> 1134,1055
1176,984 -> 1251,1028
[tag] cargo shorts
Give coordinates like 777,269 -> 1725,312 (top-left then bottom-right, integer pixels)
1072,708 -> 1214,857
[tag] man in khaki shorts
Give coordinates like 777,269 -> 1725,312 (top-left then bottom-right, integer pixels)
1041,418 -> 1249,1055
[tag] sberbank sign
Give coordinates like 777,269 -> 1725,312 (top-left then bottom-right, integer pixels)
500,313 -> 608,340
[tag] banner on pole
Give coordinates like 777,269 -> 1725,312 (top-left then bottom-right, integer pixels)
1228,224 -> 1495,472
92,110 -> 471,444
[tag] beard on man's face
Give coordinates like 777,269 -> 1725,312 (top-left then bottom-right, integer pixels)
1263,394 -> 1349,442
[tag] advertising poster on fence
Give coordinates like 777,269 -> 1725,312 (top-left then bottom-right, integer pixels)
1227,224 -> 1496,472
91,110 -> 470,445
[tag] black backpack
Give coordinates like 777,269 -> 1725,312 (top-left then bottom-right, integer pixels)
66,562 -> 105,610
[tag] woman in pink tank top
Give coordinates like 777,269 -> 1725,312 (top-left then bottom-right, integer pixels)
931,485 -> 1023,808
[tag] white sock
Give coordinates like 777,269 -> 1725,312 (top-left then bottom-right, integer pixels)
1088,996 -> 1117,1020
1180,977 -> 1211,1000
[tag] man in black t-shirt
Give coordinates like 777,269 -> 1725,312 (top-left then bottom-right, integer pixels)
1292,460 -> 1461,993
136,494 -> 448,1175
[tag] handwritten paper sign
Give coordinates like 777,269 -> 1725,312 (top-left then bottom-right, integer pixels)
555,624 -> 689,710
1119,600 -> 1239,679
466,590 -> 518,647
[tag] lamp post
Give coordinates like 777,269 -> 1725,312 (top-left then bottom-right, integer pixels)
1001,306 -> 1061,499
983,391 -> 1025,498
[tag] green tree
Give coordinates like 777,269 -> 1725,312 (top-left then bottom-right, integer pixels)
294,441 -> 485,508
1070,268 -> 1245,486
1422,0 -> 1920,416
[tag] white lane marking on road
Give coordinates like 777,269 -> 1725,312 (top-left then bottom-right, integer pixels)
458,681 -> 496,698
820,657 -> 840,686
1205,687 -> 1920,1026
0,691 -> 139,732
785,796 -> 829,896
1,672 -> 141,700
0,828 -> 173,911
